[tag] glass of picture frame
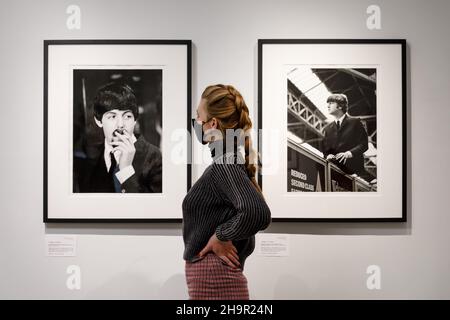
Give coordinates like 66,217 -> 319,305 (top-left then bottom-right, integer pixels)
258,39 -> 406,221
44,40 -> 191,222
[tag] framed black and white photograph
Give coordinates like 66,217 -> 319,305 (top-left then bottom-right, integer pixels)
44,40 -> 191,222
258,39 -> 406,221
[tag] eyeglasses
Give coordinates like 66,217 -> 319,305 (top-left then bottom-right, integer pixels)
191,117 -> 212,127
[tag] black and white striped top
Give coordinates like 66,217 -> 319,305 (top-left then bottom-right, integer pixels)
182,141 -> 271,269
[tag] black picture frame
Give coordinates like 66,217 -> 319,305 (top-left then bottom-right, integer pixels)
258,39 -> 407,222
44,40 -> 191,223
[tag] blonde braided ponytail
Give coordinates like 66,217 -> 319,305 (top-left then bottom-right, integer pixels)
202,84 -> 261,193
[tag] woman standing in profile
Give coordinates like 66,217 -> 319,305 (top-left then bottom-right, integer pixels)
182,84 -> 271,300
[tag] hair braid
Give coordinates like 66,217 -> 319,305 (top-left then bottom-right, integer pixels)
201,84 -> 262,193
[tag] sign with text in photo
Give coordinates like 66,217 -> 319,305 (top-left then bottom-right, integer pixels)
287,144 -> 326,192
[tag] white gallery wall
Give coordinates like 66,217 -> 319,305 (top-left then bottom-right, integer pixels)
1,0 -> 450,299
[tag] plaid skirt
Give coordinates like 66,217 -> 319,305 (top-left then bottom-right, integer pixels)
185,253 -> 249,300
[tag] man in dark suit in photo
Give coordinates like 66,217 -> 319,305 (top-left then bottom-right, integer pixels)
75,83 -> 162,193
322,93 -> 369,178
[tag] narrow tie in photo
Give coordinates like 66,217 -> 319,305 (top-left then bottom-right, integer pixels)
109,152 -> 122,193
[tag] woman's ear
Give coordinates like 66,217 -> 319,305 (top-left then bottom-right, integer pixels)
210,118 -> 218,129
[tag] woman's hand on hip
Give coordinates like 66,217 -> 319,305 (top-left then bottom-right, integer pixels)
198,233 -> 240,268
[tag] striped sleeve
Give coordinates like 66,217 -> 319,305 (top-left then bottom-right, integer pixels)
210,162 -> 271,241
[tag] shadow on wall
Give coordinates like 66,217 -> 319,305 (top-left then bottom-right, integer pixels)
158,274 -> 188,299
265,222 -> 411,236
273,274 -> 311,300
45,224 -> 183,236
85,272 -> 158,299
85,273 -> 187,299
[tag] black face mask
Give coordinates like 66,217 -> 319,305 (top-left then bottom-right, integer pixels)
191,118 -> 211,145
